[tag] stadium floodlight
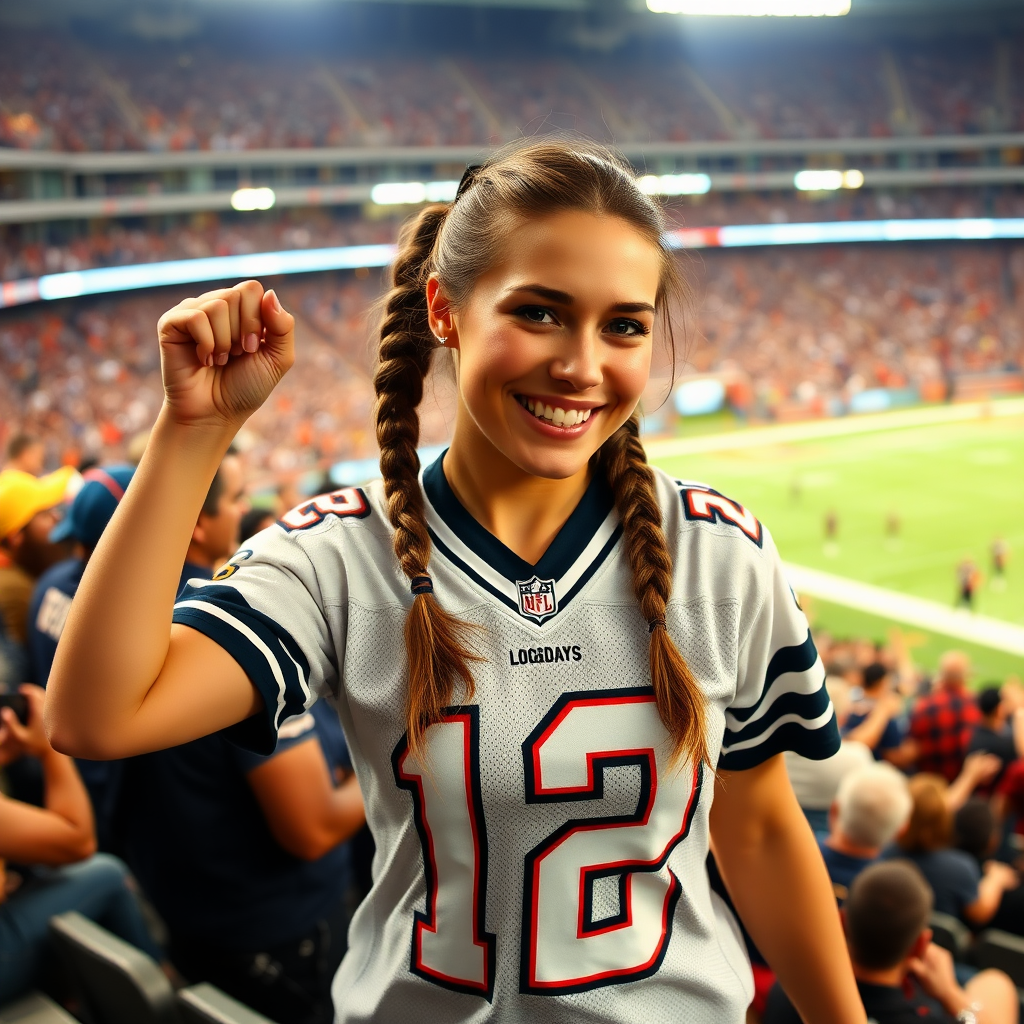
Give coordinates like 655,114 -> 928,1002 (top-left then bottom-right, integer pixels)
638,173 -> 712,196
793,170 -> 844,191
230,187 -> 276,211
793,169 -> 864,190
371,180 -> 459,206
647,0 -> 849,13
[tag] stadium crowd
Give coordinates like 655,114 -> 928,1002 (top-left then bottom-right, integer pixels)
1,432 -> 1022,1023
2,240 -> 1021,482
0,31 -> 1020,151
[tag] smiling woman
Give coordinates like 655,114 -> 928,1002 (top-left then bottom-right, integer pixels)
46,140 -> 863,1024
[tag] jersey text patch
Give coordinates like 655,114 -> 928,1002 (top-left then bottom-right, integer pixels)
278,488 -> 371,532
680,487 -> 762,547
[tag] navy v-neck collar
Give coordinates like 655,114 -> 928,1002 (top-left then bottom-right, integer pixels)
422,451 -> 615,586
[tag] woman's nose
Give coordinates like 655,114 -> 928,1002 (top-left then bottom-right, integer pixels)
549,331 -> 602,391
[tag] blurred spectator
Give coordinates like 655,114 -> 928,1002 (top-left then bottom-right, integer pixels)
886,774 -> 1018,927
0,684 -> 161,1005
785,676 -> 875,834
764,861 -> 1019,1024
842,663 -> 917,769
994,760 -> 1024,847
954,798 -> 999,866
909,652 -> 982,782
819,763 -> 912,903
25,464 -> 135,851
0,467 -> 75,646
119,703 -> 365,1024
239,507 -> 279,546
114,451 -> 362,1023
4,435 -> 45,477
966,686 -> 1024,792
0,609 -> 26,693
179,449 -> 248,593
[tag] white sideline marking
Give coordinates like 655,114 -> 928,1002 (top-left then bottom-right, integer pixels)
784,563 -> 1024,657
646,397 -> 1024,459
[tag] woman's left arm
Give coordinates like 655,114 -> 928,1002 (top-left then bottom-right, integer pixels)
709,753 -> 866,1024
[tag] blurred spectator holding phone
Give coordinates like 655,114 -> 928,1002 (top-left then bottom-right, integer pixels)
0,684 -> 160,1005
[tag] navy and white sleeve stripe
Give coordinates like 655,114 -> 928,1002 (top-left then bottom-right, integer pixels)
719,629 -> 838,771
173,583 -> 313,755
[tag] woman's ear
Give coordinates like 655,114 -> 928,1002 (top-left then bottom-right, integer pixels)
426,275 -> 458,350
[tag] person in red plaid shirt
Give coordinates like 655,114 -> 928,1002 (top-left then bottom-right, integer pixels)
909,652 -> 982,782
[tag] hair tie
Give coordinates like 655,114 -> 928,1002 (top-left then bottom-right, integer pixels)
454,163 -> 482,201
411,574 -> 434,596
648,617 -> 666,633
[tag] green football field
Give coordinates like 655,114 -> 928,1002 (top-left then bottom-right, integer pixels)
652,412 -> 1024,680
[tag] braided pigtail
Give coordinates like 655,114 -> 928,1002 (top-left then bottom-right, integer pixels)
601,415 -> 710,768
373,204 -> 480,758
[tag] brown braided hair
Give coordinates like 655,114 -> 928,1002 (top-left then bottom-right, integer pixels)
374,139 -> 709,767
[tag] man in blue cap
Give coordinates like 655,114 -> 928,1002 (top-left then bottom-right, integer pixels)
26,464 -> 135,849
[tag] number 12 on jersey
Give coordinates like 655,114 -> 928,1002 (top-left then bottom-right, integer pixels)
392,689 -> 703,1000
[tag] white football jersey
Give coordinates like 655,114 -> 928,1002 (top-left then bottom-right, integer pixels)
173,454 -> 837,1024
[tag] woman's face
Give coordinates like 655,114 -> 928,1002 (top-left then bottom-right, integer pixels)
430,210 -> 663,481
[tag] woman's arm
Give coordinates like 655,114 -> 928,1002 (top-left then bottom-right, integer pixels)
247,737 -> 366,861
945,752 -> 1001,813
964,861 -> 1019,926
710,753 -> 866,1024
0,686 -> 96,864
843,691 -> 901,750
45,282 -> 295,760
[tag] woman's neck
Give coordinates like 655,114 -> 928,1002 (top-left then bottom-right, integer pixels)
443,430 -> 592,565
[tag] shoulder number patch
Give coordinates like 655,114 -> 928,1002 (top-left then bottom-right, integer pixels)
279,487 -> 371,532
680,487 -> 762,547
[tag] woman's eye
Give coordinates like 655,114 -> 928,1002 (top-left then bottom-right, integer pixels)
514,305 -> 558,325
606,318 -> 649,337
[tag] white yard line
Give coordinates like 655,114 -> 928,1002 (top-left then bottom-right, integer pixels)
784,562 -> 1024,657
646,397 -> 1024,460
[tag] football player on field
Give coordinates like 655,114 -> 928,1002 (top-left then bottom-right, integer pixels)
46,141 -> 863,1024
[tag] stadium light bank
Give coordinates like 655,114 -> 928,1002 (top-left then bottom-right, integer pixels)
6,217 -> 1024,310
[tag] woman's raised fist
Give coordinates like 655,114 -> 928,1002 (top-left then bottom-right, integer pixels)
156,280 -> 295,430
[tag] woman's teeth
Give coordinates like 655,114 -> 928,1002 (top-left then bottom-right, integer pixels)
517,396 -> 593,427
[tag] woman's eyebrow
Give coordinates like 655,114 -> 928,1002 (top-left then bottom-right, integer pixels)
507,285 -> 655,315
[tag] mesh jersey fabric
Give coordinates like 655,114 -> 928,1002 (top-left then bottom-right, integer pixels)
172,456 -> 839,1023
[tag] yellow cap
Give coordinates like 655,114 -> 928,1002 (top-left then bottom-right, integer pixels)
0,467 -> 76,539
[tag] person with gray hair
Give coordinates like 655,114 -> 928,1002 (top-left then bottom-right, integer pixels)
819,763 -> 913,902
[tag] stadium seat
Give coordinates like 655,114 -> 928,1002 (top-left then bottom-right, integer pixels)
177,984 -> 275,1024
48,911 -> 179,1024
973,929 -> 1024,988
929,911 -> 972,961
0,991 -> 79,1024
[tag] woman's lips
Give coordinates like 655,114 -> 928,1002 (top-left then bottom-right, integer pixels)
513,393 -> 602,438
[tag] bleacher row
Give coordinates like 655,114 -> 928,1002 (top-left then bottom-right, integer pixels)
7,909 -> 1024,1022
4,912 -> 272,1024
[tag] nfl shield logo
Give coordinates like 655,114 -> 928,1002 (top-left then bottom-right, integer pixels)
516,576 -> 558,624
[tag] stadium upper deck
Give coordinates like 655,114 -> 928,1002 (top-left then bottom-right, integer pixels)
0,31 -> 1015,153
